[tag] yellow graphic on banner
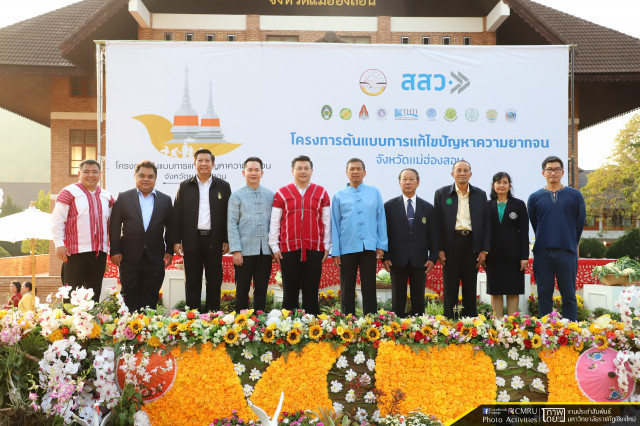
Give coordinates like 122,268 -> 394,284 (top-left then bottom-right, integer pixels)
134,68 -> 241,159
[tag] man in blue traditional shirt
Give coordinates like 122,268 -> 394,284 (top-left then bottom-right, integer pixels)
227,157 -> 274,311
331,158 -> 388,315
528,155 -> 586,322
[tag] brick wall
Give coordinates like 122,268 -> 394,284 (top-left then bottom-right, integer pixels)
0,255 -> 49,276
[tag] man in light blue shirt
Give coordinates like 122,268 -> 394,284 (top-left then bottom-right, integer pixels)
227,157 -> 274,311
331,158 -> 388,315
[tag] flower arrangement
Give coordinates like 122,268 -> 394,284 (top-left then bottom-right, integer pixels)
592,256 -> 640,285
1,283 -> 639,424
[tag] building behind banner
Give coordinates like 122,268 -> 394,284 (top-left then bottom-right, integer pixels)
1,0 -> 640,275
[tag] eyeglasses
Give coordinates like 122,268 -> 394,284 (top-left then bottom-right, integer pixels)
544,168 -> 563,174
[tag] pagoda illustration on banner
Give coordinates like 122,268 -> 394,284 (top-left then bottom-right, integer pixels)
133,66 -> 241,158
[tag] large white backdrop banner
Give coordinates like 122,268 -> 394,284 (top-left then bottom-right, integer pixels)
105,42 -> 568,203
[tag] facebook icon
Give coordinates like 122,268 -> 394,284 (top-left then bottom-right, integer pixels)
482,408 -> 490,415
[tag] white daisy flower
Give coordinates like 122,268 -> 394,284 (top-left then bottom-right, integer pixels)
497,390 -> 511,402
242,349 -> 254,359
537,361 -> 549,374
330,380 -> 343,393
233,363 -> 246,375
366,358 -> 376,372
531,377 -> 545,392
511,376 -> 524,390
260,351 -> 273,364
496,376 -> 506,387
333,402 -> 344,413
345,369 -> 357,382
336,356 -> 349,369
345,389 -> 356,402
507,348 -> 519,360
249,368 -> 261,381
243,384 -> 254,397
354,351 -> 366,364
495,359 -> 508,370
520,396 -> 530,402
364,391 -> 377,403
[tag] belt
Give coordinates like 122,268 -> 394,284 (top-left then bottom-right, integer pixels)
198,230 -> 210,236
455,229 -> 472,236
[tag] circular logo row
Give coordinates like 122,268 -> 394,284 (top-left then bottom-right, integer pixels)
321,105 -> 517,123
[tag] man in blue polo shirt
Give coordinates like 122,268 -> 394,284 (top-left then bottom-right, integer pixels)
528,155 -> 586,322
332,158 -> 388,315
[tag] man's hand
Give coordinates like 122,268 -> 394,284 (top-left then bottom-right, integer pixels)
333,256 -> 341,268
376,249 -> 384,261
164,253 -> 173,267
322,250 -> 329,263
424,260 -> 435,274
222,243 -> 229,255
273,251 -> 282,264
173,243 -> 183,256
520,259 -> 528,271
476,252 -> 487,269
110,254 -> 122,267
56,246 -> 70,262
438,251 -> 446,266
232,251 -> 243,266
383,260 -> 392,272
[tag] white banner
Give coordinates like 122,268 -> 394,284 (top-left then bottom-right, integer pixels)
105,42 -> 568,203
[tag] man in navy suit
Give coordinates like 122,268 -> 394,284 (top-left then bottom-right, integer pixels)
382,169 -> 438,317
109,160 -> 173,312
434,160 -> 490,318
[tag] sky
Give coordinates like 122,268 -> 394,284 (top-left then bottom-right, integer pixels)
0,0 -> 639,180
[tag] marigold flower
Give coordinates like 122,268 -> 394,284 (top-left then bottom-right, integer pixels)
148,336 -> 162,347
48,329 -> 64,343
89,323 -> 102,339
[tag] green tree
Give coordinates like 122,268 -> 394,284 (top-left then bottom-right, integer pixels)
0,195 -> 21,217
581,113 -> 640,220
579,238 -> 607,258
20,190 -> 51,255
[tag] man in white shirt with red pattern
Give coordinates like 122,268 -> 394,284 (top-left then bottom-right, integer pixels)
52,159 -> 114,302
269,155 -> 331,315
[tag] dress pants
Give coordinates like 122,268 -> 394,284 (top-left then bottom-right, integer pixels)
533,248 -> 578,321
340,250 -> 377,315
119,251 -> 165,312
281,249 -> 324,315
62,251 -> 107,303
183,234 -> 222,312
234,254 -> 272,312
442,233 -> 478,318
390,263 -> 426,317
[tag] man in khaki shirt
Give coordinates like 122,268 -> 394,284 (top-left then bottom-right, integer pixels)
434,160 -> 490,318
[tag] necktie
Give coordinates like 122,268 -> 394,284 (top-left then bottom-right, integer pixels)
407,198 -> 414,226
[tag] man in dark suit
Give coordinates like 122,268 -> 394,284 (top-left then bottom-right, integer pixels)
382,168 -> 438,317
172,149 -> 231,312
434,160 -> 490,318
110,160 -> 173,312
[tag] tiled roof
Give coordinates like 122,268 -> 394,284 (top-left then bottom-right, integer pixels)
0,0 -> 115,69
508,0 -> 640,75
